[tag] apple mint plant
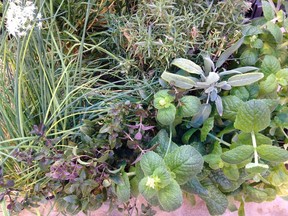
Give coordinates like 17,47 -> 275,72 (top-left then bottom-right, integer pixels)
134,130 -> 203,212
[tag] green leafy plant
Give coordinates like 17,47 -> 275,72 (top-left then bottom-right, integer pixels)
135,130 -> 203,212
158,56 -> 263,125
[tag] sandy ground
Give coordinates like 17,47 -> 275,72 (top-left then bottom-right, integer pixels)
4,195 -> 287,216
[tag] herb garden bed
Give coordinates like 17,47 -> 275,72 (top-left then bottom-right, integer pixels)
0,0 -> 288,216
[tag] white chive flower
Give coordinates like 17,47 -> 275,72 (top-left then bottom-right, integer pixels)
5,0 -> 43,38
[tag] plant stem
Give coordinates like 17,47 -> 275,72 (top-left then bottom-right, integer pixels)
207,133 -> 231,147
126,172 -> 136,177
165,124 -> 173,157
251,131 -> 258,165
280,127 -> 288,139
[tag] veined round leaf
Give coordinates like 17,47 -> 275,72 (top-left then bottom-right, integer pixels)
262,0 -> 274,21
200,184 -> 229,215
171,58 -> 203,75
266,21 -> 283,43
259,74 -> 278,94
179,96 -> 201,117
140,151 -> 166,176
231,87 -> 250,101
139,177 -> 157,201
161,71 -> 196,89
261,55 -> 281,76
276,69 -> 288,86
234,100 -> 271,133
223,164 -> 240,181
222,96 -> 244,121
236,132 -> 272,146
221,145 -> 254,164
274,107 -> 288,128
267,164 -> 288,187
257,145 -> 288,163
164,145 -> 204,185
227,72 -> 264,87
156,104 -> 176,125
240,49 -> 259,66
245,186 -> 268,203
252,38 -> 264,49
157,179 -> 183,212
116,172 -> 131,203
203,154 -> 224,170
245,163 -> 269,174
154,90 -> 175,109
153,167 -> 171,188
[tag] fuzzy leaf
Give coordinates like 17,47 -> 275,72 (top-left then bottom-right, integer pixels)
178,96 -> 201,117
245,163 -> 269,174
227,73 -> 264,87
223,164 -> 240,181
156,104 -> 176,125
148,129 -> 178,157
190,104 -> 212,128
153,167 -> 172,188
171,58 -> 203,75
158,179 -> 183,212
231,87 -> 250,101
161,71 -> 196,89
200,117 -> 214,142
276,69 -> 288,86
236,132 -> 273,146
204,154 -> 224,170
140,152 -> 166,176
164,145 -> 204,185
234,100 -> 271,133
219,66 -> 258,76
257,145 -> 288,163
252,39 -> 264,49
262,0 -> 275,21
200,184 -> 229,215
266,21 -> 283,43
139,177 -> 157,201
240,49 -> 258,66
222,96 -> 244,121
181,178 -> 209,196
154,90 -> 175,109
216,37 -> 245,68
259,74 -> 278,94
221,145 -> 254,164
245,186 -> 268,203
261,55 -> 281,76
116,172 -> 131,203
242,25 -> 263,36
203,55 -> 215,73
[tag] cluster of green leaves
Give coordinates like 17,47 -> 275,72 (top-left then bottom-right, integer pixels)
235,0 -> 288,99
132,1 -> 288,215
137,143 -> 203,211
